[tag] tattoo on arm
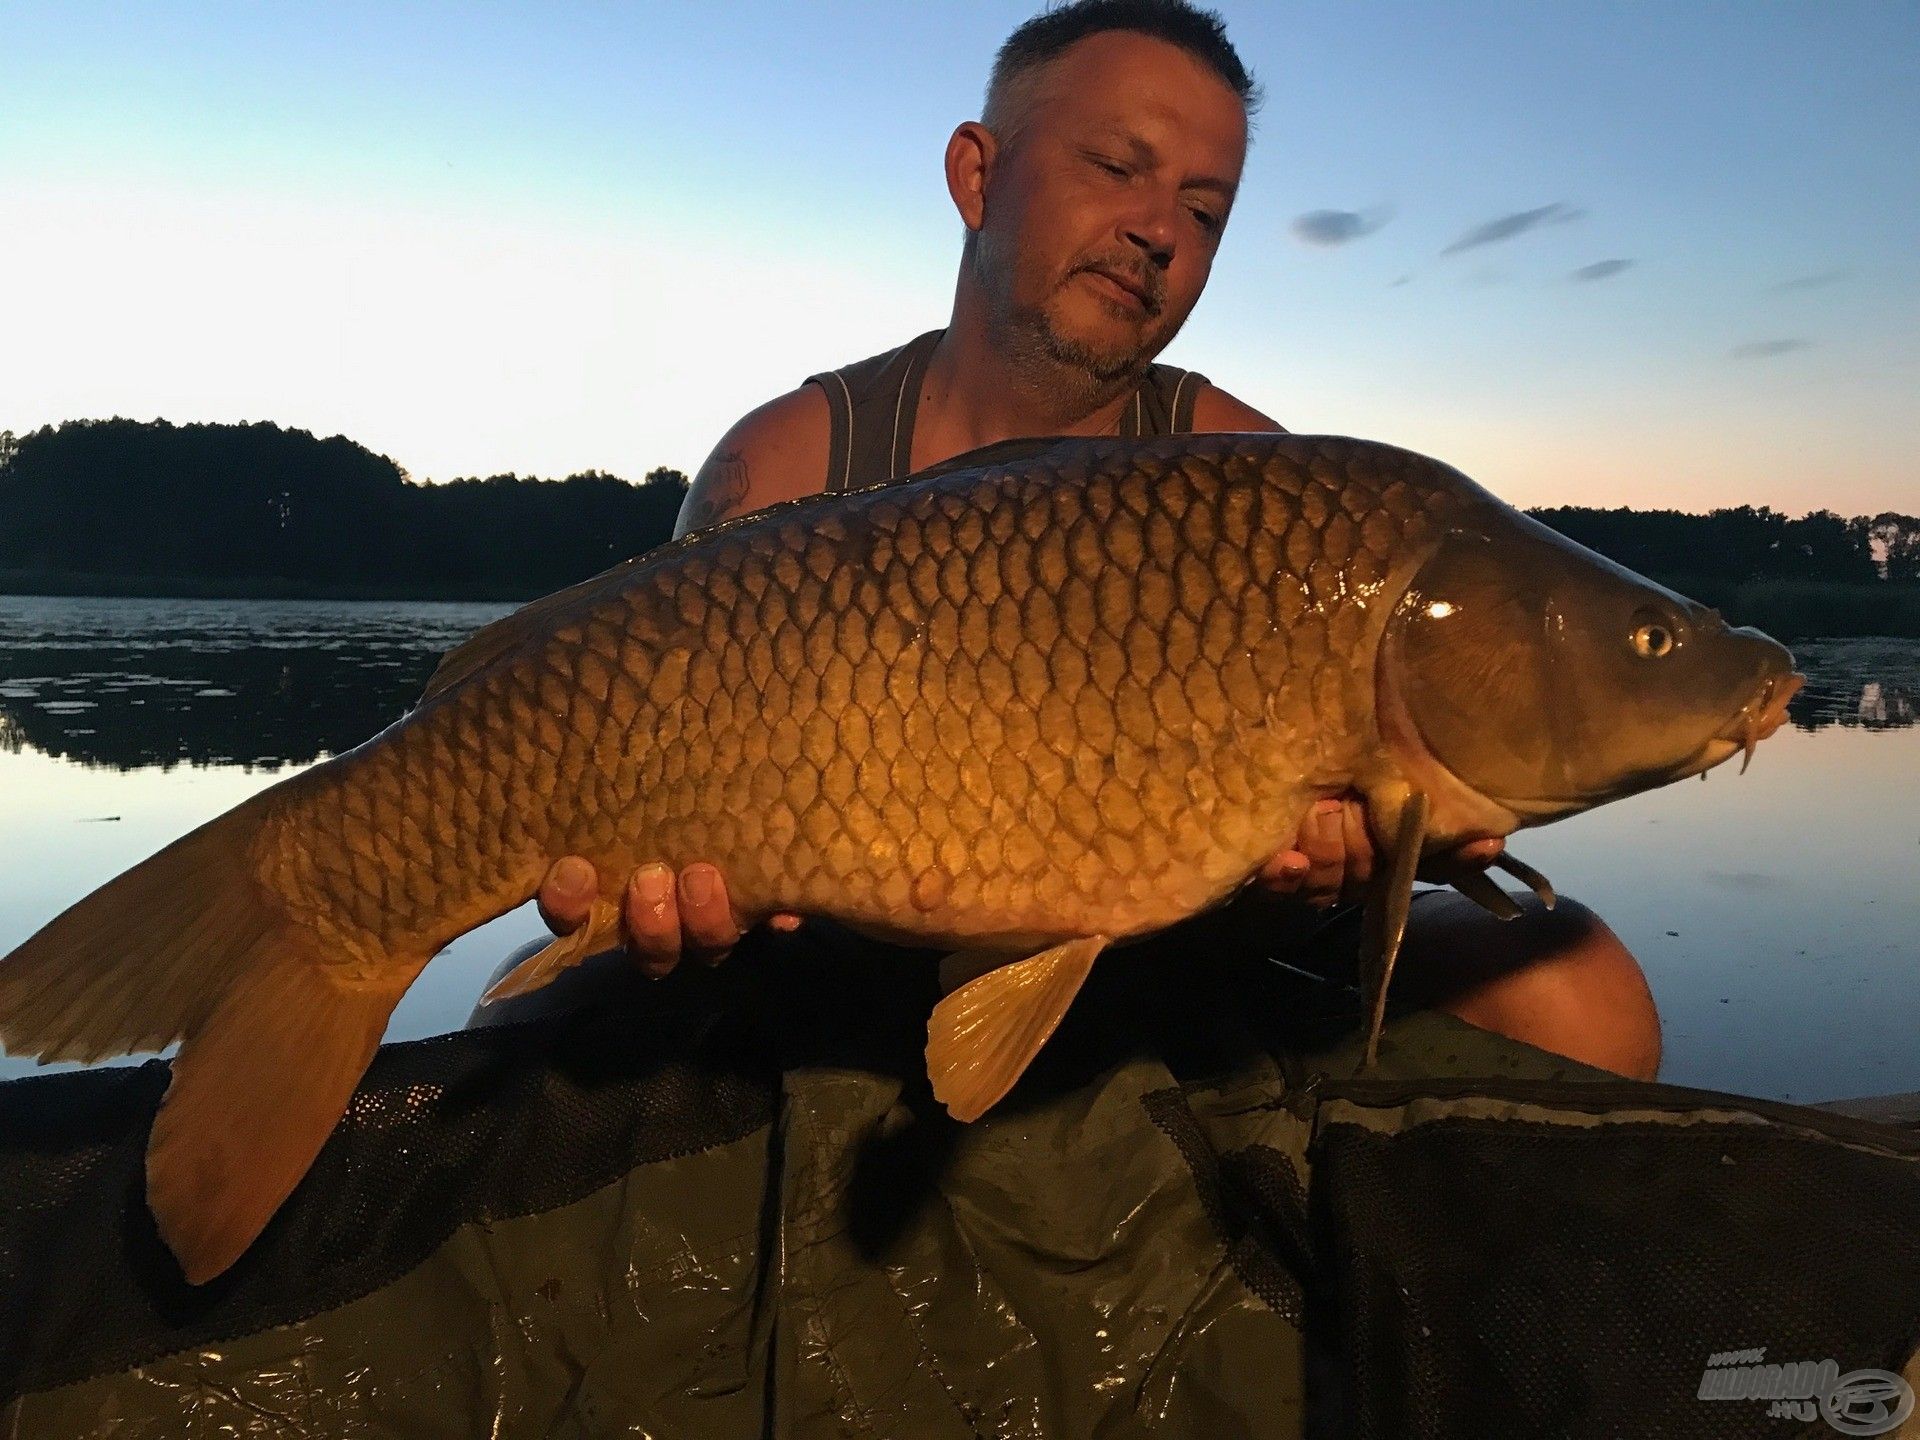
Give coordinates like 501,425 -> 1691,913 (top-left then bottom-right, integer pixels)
677,450 -> 751,537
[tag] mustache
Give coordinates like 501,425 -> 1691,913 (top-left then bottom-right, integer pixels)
1070,257 -> 1165,315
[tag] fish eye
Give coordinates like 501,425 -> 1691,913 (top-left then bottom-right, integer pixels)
1630,619 -> 1676,659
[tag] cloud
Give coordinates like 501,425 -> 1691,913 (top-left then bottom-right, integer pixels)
1570,259 -> 1634,282
1730,338 -> 1812,359
1441,203 -> 1584,256
1290,207 -> 1392,247
1771,268 -> 1853,292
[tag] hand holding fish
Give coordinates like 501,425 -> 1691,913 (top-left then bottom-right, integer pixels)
538,854 -> 802,974
1250,797 -> 1506,908
545,796 -> 1509,960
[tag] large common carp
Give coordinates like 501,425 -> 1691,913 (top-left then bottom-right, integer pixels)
0,433 -> 1799,1283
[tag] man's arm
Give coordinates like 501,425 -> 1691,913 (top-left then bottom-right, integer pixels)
1190,383 -> 1287,434
673,383 -> 834,538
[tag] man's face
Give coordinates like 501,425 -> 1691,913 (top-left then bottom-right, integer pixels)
970,31 -> 1248,385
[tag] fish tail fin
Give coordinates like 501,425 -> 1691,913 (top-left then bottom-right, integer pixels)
0,795 -> 290,1065
147,953 -> 408,1283
0,792 -> 415,1283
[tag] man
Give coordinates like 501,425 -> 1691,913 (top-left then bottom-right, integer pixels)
510,0 -> 1660,1080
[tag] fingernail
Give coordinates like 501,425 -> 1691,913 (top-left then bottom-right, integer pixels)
1314,799 -> 1342,819
635,863 -> 671,913
1280,856 -> 1309,877
555,855 -> 593,894
681,866 -> 714,907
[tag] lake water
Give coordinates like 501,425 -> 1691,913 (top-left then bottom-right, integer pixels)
0,595 -> 1914,1103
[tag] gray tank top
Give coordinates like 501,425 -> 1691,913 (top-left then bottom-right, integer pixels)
805,329 -> 1212,494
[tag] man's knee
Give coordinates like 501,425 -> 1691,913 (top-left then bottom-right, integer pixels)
1408,892 -> 1662,1081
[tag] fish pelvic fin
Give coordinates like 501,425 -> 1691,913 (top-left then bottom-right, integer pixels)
147,953 -> 411,1284
926,935 -> 1108,1122
481,897 -> 623,1004
1359,790 -> 1431,1070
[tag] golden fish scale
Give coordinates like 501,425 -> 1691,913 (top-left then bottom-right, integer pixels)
262,436 -> 1458,963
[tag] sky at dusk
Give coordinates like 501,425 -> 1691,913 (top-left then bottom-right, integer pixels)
3,1 -> 1915,515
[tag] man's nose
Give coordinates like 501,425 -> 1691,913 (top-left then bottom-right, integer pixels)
1121,193 -> 1178,267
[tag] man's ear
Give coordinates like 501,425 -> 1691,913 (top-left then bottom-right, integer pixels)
945,121 -> 996,232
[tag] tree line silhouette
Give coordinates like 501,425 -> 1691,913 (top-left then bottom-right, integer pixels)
1531,505 -> 1920,586
0,419 -> 689,599
1,419 -> 1915,609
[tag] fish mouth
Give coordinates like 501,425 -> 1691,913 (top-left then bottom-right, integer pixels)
1678,670 -> 1806,780
1489,670 -> 1807,816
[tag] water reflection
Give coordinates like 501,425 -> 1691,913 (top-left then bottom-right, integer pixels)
0,597 -> 510,771
1787,638 -> 1919,732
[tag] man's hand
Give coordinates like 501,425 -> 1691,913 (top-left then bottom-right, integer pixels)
1251,797 -> 1504,908
537,855 -> 802,976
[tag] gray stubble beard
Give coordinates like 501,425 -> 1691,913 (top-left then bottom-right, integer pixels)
971,231 -> 1155,417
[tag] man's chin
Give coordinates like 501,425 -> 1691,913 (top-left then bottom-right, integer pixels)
1038,315 -> 1157,385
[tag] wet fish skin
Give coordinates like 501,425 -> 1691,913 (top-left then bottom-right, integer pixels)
263,434 -> 1449,960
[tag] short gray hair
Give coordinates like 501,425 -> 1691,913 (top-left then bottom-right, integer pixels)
982,0 -> 1261,142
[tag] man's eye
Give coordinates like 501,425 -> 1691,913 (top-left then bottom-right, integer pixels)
1090,156 -> 1128,177
1189,208 -> 1219,233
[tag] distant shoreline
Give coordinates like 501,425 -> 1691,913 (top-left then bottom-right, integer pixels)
6,421 -> 1915,637
1637,574 -> 1920,641
4,569 -> 1917,639
0,571 -> 541,604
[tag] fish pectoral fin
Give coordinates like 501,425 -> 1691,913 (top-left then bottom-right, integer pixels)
926,935 -> 1108,1122
1491,852 -> 1556,909
481,897 -> 623,1005
1358,790 -> 1431,1070
1450,867 -> 1523,921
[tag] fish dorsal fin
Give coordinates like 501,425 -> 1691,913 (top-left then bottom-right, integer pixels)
418,560 -> 648,703
420,436 -> 1084,704
926,934 -> 1107,1122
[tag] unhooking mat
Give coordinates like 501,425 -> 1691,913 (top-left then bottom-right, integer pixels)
3,918 -> 1918,1438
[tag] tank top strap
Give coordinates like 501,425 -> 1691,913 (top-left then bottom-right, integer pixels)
1134,362 -> 1210,436
805,330 -> 943,493
806,335 -> 1211,491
